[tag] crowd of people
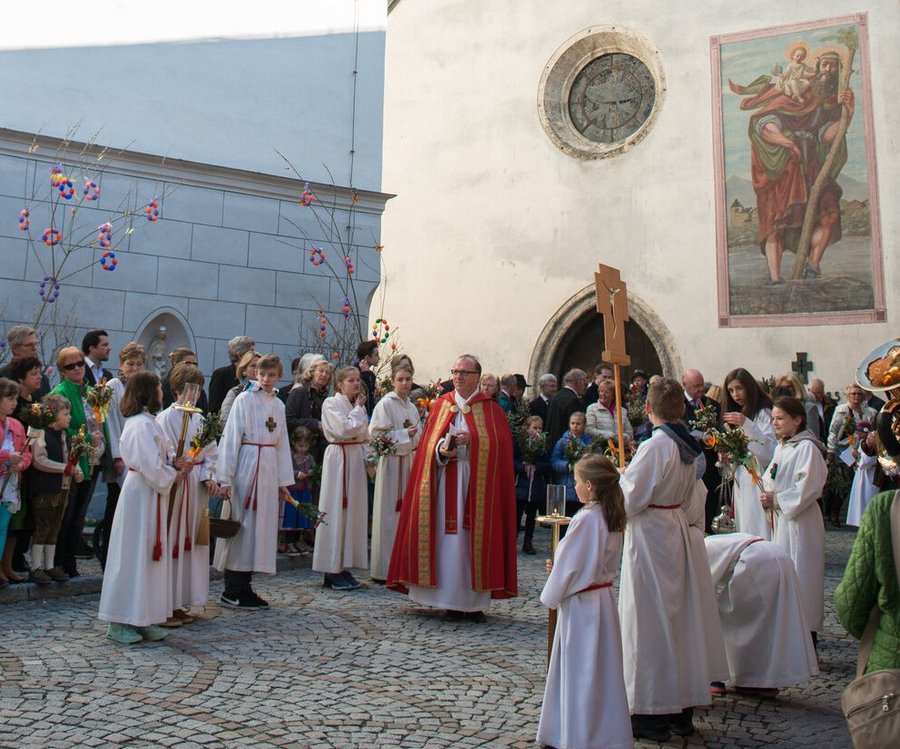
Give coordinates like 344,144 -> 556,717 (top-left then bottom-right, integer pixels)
1,324 -> 898,747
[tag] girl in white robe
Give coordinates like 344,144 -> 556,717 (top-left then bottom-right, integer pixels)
722,368 -> 776,540
215,356 -> 295,609
537,453 -> 632,749
845,426 -> 879,528
369,365 -> 421,582
99,372 -> 189,644
761,396 -> 827,635
156,363 -> 218,623
313,366 -> 370,589
705,533 -> 819,693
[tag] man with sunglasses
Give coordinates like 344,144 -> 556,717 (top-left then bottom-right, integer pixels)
388,355 -> 518,621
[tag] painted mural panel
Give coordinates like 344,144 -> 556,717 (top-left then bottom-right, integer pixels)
710,13 -> 884,327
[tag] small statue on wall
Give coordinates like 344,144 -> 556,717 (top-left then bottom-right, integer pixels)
149,326 -> 170,379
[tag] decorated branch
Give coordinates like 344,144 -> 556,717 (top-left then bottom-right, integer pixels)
517,429 -> 548,464
367,430 -> 397,465
187,412 -> 224,460
86,380 -> 113,424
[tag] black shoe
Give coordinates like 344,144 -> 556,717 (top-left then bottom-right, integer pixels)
522,540 -> 536,555
75,539 -> 94,559
445,609 -> 466,621
220,592 -> 267,610
665,708 -> 695,736
323,572 -> 357,591
247,590 -> 270,609
465,611 -> 487,623
340,570 -> 361,589
631,714 -> 671,742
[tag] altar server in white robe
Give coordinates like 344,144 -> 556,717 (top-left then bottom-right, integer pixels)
845,424 -> 879,528
760,396 -> 827,638
157,363 -> 218,624
618,378 -> 715,743
215,355 -> 294,609
705,533 -> 819,696
537,453 -> 632,749
314,366 -> 370,590
369,363 -> 421,582
722,368 -> 776,539
99,372 -> 190,644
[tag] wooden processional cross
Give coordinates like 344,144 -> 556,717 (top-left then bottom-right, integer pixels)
594,263 -> 631,468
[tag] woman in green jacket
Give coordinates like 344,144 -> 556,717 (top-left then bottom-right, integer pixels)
835,490 -> 900,672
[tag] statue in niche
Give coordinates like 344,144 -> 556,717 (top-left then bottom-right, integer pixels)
149,326 -> 170,379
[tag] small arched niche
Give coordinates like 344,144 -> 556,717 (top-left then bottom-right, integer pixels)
133,308 -> 196,379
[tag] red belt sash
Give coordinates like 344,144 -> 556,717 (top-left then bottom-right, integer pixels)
575,581 -> 613,594
328,441 -> 364,509
241,441 -> 276,511
648,503 -> 682,509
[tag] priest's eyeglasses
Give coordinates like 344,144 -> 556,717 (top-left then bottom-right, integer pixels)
450,369 -> 478,376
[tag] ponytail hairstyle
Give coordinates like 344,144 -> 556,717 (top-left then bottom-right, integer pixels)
573,453 -> 626,533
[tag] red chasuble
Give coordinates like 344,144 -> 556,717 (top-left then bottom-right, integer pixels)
387,390 -> 518,599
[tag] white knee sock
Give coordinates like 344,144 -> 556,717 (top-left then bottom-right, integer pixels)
30,544 -> 45,570
44,544 -> 56,570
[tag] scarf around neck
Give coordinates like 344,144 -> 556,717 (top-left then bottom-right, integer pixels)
656,422 -> 703,465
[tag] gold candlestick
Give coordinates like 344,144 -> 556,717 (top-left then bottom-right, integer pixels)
537,507 -> 571,666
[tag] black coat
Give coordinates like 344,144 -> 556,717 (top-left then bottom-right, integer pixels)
545,387 -> 585,448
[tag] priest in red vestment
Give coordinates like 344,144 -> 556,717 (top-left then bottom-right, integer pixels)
387,354 -> 517,619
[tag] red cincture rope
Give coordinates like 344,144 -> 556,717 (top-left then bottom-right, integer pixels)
575,581 -> 613,594
328,441 -> 364,509
241,442 -> 275,511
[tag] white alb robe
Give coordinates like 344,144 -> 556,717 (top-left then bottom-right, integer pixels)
846,451 -> 879,527
312,395 -> 370,574
705,533 -> 819,687
157,405 -> 217,609
618,427 -> 714,714
537,505 -> 632,749
105,377 -> 129,485
408,389 -> 491,613
213,388 -> 294,574
761,433 -> 827,631
732,408 -> 776,540
98,413 -> 177,627
369,392 -> 421,580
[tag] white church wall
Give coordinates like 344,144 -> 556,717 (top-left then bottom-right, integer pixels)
381,0 -> 898,392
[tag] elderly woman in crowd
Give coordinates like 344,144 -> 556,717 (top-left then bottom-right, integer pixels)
479,373 -> 500,400
585,378 -> 633,444
49,346 -> 105,577
285,357 -> 334,464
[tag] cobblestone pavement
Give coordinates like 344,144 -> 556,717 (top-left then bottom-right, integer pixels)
1,527 -> 858,748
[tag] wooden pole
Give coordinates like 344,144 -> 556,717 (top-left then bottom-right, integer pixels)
613,363 -> 626,467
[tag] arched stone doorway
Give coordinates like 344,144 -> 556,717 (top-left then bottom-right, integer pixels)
528,285 -> 681,385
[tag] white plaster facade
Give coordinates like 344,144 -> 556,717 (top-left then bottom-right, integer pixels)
380,0 -> 898,392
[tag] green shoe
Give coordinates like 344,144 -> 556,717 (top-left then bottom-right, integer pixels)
137,624 -> 169,641
106,623 -> 142,645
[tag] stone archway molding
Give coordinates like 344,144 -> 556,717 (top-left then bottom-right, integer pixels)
528,284 -> 682,386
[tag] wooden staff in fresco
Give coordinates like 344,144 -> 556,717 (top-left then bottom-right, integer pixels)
594,264 -> 631,467
790,30 -> 858,279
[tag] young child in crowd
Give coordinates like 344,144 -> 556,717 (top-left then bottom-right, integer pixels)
537,453 -> 632,749
0,378 -> 32,588
27,394 -> 82,584
156,363 -> 218,626
280,425 -> 316,555
98,372 -> 191,644
513,415 -> 551,555
314,366 -> 369,591
215,355 -> 294,609
550,411 -> 593,516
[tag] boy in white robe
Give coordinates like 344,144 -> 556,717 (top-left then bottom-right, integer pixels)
216,355 -> 294,609
618,378 -> 719,742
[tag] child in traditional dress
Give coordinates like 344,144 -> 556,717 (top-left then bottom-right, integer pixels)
27,395 -> 82,584
156,363 -> 218,627
550,412 -> 593,516
215,355 -> 294,610
760,396 -> 827,647
281,426 -> 316,554
537,453 -> 632,749
513,415 -> 551,555
313,366 -> 369,590
619,378 -> 717,742
369,362 -> 421,583
98,372 -> 191,644
0,378 -> 32,588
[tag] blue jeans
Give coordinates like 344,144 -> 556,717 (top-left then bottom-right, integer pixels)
0,503 -> 11,560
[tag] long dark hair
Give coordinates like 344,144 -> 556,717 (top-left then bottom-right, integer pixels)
723,368 -> 772,419
120,372 -> 163,417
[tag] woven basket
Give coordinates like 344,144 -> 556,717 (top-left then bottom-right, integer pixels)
210,499 -> 241,539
